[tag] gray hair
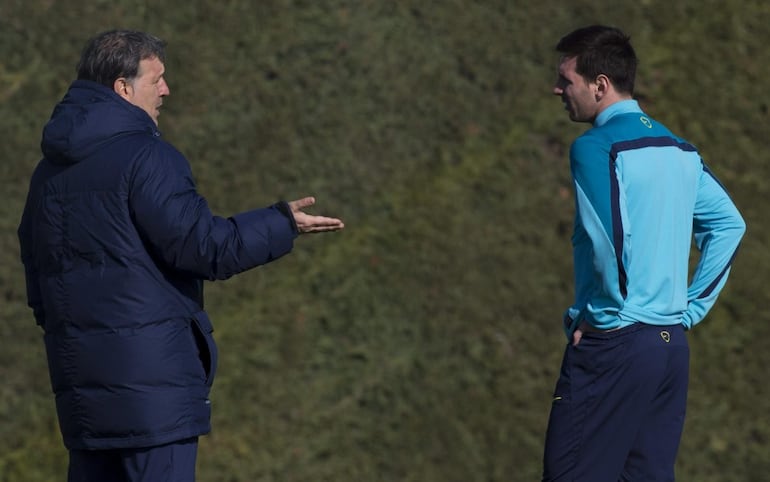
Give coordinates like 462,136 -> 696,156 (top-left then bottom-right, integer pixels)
76,30 -> 166,87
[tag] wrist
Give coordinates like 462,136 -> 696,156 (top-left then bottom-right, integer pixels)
274,201 -> 299,234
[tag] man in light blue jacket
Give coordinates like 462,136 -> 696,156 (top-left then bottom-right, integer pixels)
542,25 -> 745,481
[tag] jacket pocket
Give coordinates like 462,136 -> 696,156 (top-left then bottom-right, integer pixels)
191,311 -> 218,386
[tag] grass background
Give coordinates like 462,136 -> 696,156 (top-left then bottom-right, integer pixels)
1,0 -> 768,480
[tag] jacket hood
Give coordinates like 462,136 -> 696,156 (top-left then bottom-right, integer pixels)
41,80 -> 160,165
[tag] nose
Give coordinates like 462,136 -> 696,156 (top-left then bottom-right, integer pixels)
553,85 -> 563,96
159,79 -> 170,96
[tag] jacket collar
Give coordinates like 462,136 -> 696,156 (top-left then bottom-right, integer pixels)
594,99 -> 642,127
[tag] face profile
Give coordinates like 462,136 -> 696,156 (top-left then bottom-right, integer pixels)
115,56 -> 169,125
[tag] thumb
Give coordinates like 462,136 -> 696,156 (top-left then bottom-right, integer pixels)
289,196 -> 316,211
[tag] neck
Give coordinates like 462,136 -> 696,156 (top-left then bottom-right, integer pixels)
593,92 -> 633,121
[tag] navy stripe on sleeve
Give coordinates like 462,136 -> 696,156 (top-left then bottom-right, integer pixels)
697,246 -> 740,299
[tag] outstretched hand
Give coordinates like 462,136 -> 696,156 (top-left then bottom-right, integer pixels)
288,196 -> 345,234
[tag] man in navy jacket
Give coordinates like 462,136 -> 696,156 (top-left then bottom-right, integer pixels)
18,30 -> 344,481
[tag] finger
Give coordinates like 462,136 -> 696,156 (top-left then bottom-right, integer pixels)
303,224 -> 345,233
302,217 -> 344,228
572,329 -> 583,346
295,213 -> 342,225
312,217 -> 343,226
288,196 -> 316,211
296,215 -> 344,233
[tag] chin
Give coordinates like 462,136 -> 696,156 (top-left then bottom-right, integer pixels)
569,112 -> 589,123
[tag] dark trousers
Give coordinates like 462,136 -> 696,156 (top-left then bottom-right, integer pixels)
542,323 -> 689,482
68,437 -> 198,482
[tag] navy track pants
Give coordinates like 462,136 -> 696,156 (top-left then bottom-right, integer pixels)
542,323 -> 689,482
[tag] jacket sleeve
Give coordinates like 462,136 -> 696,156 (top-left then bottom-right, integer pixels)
19,215 -> 46,326
682,163 -> 745,329
128,141 -> 298,280
563,135 -> 622,337
18,171 -> 46,326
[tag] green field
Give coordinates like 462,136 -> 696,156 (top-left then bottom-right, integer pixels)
1,1 -> 768,480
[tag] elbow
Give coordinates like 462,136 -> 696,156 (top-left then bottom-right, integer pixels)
732,215 -> 747,244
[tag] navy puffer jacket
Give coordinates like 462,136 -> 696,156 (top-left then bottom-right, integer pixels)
18,80 -> 297,450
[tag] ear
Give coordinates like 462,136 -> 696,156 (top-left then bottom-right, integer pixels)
594,74 -> 612,101
113,78 -> 132,100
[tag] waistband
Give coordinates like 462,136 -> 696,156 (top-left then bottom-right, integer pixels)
580,322 -> 684,341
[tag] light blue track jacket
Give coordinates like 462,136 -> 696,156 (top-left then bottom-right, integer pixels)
563,100 -> 745,338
